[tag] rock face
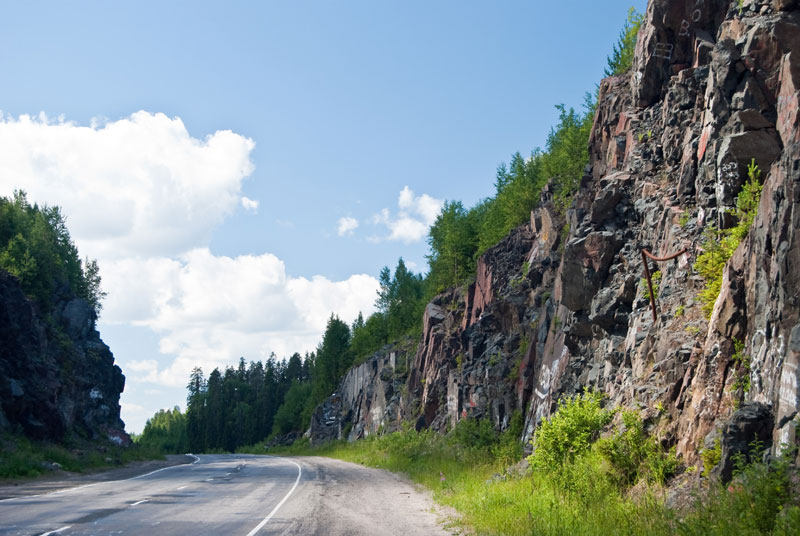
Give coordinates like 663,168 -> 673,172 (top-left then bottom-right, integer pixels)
0,270 -> 129,445
311,0 -> 800,471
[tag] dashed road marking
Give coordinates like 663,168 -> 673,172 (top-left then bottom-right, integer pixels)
40,526 -> 72,536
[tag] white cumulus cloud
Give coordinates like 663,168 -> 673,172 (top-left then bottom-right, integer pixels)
0,111 -> 255,260
0,111 -> 380,396
337,216 -> 359,236
102,248 -> 378,386
373,186 -> 443,243
241,196 -> 259,212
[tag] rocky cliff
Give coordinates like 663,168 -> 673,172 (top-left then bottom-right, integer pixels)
311,0 -> 800,471
0,270 -> 129,445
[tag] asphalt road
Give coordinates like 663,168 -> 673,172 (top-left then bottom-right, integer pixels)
0,454 -> 457,535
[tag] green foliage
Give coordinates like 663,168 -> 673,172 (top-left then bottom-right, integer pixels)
257,415 -> 799,536
681,455 -> 800,535
605,7 -> 645,76
676,304 -> 686,317
702,438 -> 722,478
426,200 -> 482,293
1,433 -> 162,479
541,101 -> 596,210
679,211 -> 690,227
448,417 -> 499,452
272,382 -> 313,436
640,270 -> 661,301
0,191 -> 106,315
424,96 -> 594,294
136,406 -> 189,454
311,315 -> 352,406
730,339 -> 752,395
595,411 -> 679,486
183,352 -> 314,452
695,160 -> 762,318
477,151 -> 546,255
528,390 -> 613,469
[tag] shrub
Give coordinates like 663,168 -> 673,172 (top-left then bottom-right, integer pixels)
702,438 -> 722,478
528,390 -> 613,470
595,411 -> 679,486
640,270 -> 662,302
695,160 -> 762,318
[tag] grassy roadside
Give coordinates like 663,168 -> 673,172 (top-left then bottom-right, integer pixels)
0,433 -> 164,479
238,397 -> 799,535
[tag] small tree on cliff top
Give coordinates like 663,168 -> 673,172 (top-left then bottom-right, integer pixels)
605,7 -> 644,77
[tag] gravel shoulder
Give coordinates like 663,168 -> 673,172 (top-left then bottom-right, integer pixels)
272,455 -> 466,535
0,454 -> 193,500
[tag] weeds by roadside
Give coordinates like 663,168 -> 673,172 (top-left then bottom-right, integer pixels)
0,433 -> 163,479
242,391 -> 799,535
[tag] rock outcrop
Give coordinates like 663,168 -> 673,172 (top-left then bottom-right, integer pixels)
0,270 -> 129,445
310,0 -> 800,473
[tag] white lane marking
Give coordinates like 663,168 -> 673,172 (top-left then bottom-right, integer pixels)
127,455 -> 200,481
0,454 -> 202,503
177,485 -> 188,490
40,526 -> 72,536
131,499 -> 149,506
244,457 -> 302,536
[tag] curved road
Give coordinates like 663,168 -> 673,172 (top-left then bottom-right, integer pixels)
0,455 -> 457,535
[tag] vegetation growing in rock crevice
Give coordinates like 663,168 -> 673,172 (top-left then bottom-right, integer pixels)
695,160 -> 762,318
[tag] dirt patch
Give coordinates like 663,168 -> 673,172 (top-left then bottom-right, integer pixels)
0,454 -> 193,500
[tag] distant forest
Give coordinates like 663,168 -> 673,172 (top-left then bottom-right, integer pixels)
137,9 -> 644,454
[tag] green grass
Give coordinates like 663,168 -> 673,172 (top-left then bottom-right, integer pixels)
0,433 -> 164,479
245,396 -> 798,535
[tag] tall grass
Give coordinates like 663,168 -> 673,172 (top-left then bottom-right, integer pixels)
0,433 -> 163,479
252,398 -> 799,535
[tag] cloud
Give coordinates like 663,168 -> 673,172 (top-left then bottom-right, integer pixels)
102,248 -> 379,386
337,216 -> 359,236
126,360 -> 159,373
373,186 -> 443,243
0,111 -> 380,392
0,111 -> 255,260
241,196 -> 259,212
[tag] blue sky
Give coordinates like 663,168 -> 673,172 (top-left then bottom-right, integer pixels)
0,0 -> 646,432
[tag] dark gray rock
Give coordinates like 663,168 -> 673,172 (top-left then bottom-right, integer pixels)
0,270 -> 128,444
715,402 -> 774,483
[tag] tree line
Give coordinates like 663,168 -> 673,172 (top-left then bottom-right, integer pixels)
0,190 -> 106,316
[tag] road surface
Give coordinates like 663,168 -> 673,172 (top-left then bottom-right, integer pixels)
0,455 -> 458,535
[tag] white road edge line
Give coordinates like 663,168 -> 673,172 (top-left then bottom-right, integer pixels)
244,457 -> 302,536
0,454 -> 201,503
40,526 -> 72,536
131,499 -> 149,506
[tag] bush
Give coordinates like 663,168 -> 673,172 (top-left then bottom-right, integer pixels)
695,160 -> 762,317
528,390 -> 613,470
595,411 -> 679,486
680,455 -> 800,535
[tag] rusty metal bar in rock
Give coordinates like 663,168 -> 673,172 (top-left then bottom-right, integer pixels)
640,248 -> 688,322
